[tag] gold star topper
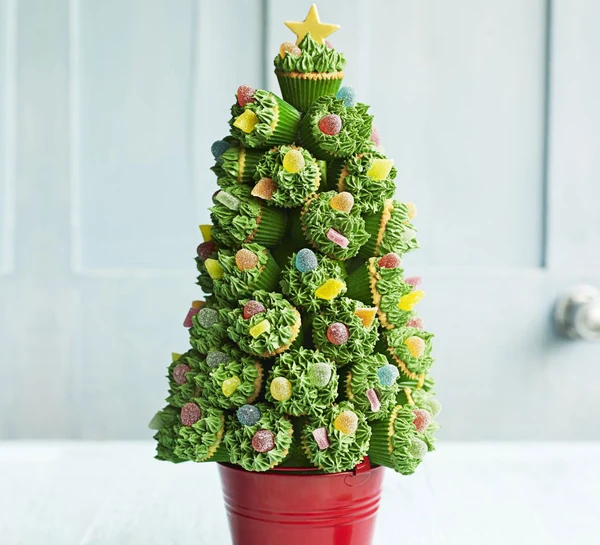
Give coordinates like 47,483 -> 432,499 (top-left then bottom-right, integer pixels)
285,4 -> 340,45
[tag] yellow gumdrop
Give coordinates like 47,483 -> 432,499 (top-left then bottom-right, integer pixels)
205,258 -> 224,280
249,319 -> 271,338
334,410 -> 359,435
406,202 -> 417,221
222,376 -> 241,397
398,289 -> 425,311
282,149 -> 305,173
366,158 -> 394,181
404,336 -> 426,358
191,300 -> 204,310
270,376 -> 292,401
233,110 -> 259,134
199,224 -> 213,242
329,191 -> 354,213
171,352 -> 182,362
279,41 -> 300,58
354,307 -> 377,328
315,278 -> 346,301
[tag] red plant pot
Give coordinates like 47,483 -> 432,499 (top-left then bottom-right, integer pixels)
218,457 -> 385,545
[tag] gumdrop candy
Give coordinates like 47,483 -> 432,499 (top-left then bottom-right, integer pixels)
204,258 -> 224,280
236,248 -> 259,271
377,364 -> 399,387
365,388 -> 381,412
233,109 -> 259,133
191,300 -> 204,310
270,376 -> 292,401
406,317 -> 424,330
214,190 -> 240,211
315,278 -> 346,301
405,276 -> 422,289
206,350 -> 230,368
406,202 -> 418,220
237,85 -> 256,107
172,363 -> 191,385
211,139 -> 230,162
243,300 -> 266,320
308,362 -> 333,388
412,409 -> 432,433
199,224 -> 212,242
326,322 -> 350,346
326,228 -> 349,248
295,248 -> 318,272
367,158 -> 394,181
336,86 -> 356,107
282,149 -> 305,173
197,241 -> 217,262
402,227 -> 417,243
252,177 -> 277,200
318,114 -> 342,136
279,41 -> 301,57
252,429 -> 275,453
408,437 -> 428,459
181,403 -> 202,427
423,398 -> 442,417
196,307 -> 220,329
183,306 -> 200,328
378,252 -> 402,269
334,410 -> 358,435
312,427 -> 330,450
329,191 -> 354,213
398,290 -> 425,311
236,404 -> 262,426
404,336 -> 426,358
171,352 -> 182,362
354,307 -> 377,328
325,40 -> 334,49
370,126 -> 381,147
222,376 -> 241,397
249,319 -> 271,338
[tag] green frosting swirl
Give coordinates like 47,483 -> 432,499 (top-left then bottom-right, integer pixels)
189,304 -> 231,355
384,327 -> 434,376
301,191 -> 370,260
229,90 -> 279,148
173,407 -> 225,462
224,402 -> 294,472
377,201 -> 419,256
312,297 -> 379,366
302,401 -> 371,473
273,33 -> 346,74
166,350 -> 208,408
266,348 -> 338,416
370,258 -> 417,327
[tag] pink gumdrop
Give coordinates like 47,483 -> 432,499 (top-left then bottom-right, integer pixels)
406,317 -> 424,330
366,388 -> 381,412
237,85 -> 256,107
172,363 -> 191,385
413,409 -> 432,433
370,126 -> 381,146
326,322 -> 350,345
252,429 -> 275,453
181,403 -> 202,426
243,300 -> 266,320
405,276 -> 422,289
183,306 -> 200,328
318,114 -> 342,136
326,228 -> 349,249
378,253 -> 402,269
197,241 -> 217,262
312,427 -> 330,450
325,40 -> 334,49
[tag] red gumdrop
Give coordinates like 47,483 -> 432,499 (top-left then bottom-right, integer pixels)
197,241 -> 217,262
378,252 -> 402,269
318,114 -> 342,136
172,363 -> 191,385
251,429 -> 275,453
326,322 -> 350,345
371,126 -> 381,146
181,403 -> 202,426
413,409 -> 432,433
237,85 -> 256,107
243,300 -> 266,320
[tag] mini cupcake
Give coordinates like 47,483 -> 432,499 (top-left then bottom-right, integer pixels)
152,405 -> 186,463
298,96 -> 373,161
361,199 -> 419,258
339,354 -> 400,421
301,401 -> 371,473
265,348 -> 338,416
210,184 -> 287,248
279,248 -> 347,312
195,239 -> 218,294
226,290 -> 302,358
173,406 -> 229,463
166,350 -> 208,408
224,402 -> 294,471
274,34 -> 346,112
189,303 -> 230,355
212,243 -> 280,305
397,387 -> 442,450
252,145 -> 321,208
211,138 -> 263,184
328,151 -> 397,214
301,191 -> 370,260
380,327 -> 435,381
229,86 -> 301,149
312,297 -> 379,367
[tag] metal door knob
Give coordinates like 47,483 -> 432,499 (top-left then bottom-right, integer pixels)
554,285 -> 600,340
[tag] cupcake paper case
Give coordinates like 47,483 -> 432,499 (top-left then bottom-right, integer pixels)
173,406 -> 229,463
212,139 -> 263,184
381,327 -> 435,381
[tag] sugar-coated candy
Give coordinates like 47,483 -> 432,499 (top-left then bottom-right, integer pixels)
279,41 -> 301,57
318,114 -> 342,136
211,140 -> 230,162
236,404 -> 262,426
412,409 -> 432,433
282,149 -> 305,173
365,388 -> 381,412
370,126 -> 381,147
354,307 -> 377,328
181,403 -> 202,427
172,363 -> 191,385
237,85 -> 256,107
406,202 -> 418,220
402,227 -> 417,243
214,190 -> 241,211
326,228 -> 349,248
270,377 -> 292,401
196,307 -> 220,329
398,290 -> 425,311
308,362 -> 333,388
422,398 -> 442,417
406,317 -> 424,330
252,177 -> 277,200
197,241 -> 217,262
404,336 -> 426,358
325,40 -> 333,49
171,352 -> 182,362
367,158 -> 394,181
326,322 -> 350,345
329,191 -> 354,213
204,258 -> 224,280
315,278 -> 346,301
249,319 -> 271,338
233,109 -> 259,133
378,252 -> 402,269
243,300 -> 266,320
377,364 -> 399,387
334,410 -> 358,435
199,224 -> 213,242
295,248 -> 318,272
191,300 -> 204,310
252,429 -> 275,453
183,306 -> 200,328
222,376 -> 241,397
336,85 -> 356,107
236,248 -> 259,271
405,276 -> 422,289
312,427 -> 330,450
206,350 -> 230,368
408,437 -> 428,460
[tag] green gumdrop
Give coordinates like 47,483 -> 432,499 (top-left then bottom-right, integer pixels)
308,362 -> 333,388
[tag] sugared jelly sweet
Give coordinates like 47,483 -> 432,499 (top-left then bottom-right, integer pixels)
312,427 -> 330,450
204,258 -> 224,280
308,362 -> 333,388
334,410 -> 358,435
282,149 -> 305,173
326,322 -> 350,345
408,437 -> 428,459
252,177 -> 277,200
197,241 -> 217,262
402,228 -> 417,243
237,85 -> 256,107
404,336 -> 426,358
398,290 -> 425,311
236,248 -> 259,271
222,376 -> 241,397
329,191 -> 354,213
367,158 -> 394,181
199,224 -> 213,242
365,388 -> 381,412
237,404 -> 262,426
336,86 -> 356,107
243,300 -> 266,320
196,307 -> 220,329
252,429 -> 275,453
206,350 -> 230,368
318,114 -> 342,136
412,409 -> 432,433
405,276 -> 422,289
172,363 -> 191,385
183,306 -> 200,328
406,202 -> 418,220
181,403 -> 202,427
314,278 -> 346,301
214,190 -> 241,211
377,364 -> 399,387
370,126 -> 381,147
378,252 -> 402,269
406,317 -> 425,330
270,377 -> 292,401
211,140 -> 231,162
326,228 -> 349,248
354,307 -> 377,328
233,109 -> 259,133
295,248 -> 318,272
249,319 -> 271,338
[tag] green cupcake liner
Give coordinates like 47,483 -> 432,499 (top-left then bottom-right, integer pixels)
239,148 -> 263,183
327,159 -> 346,191
276,72 -> 343,113
288,208 -> 307,247
268,95 -> 302,145
252,205 -> 287,246
270,238 -> 296,268
317,160 -> 329,191
360,211 -> 384,258
206,440 -> 230,463
345,263 -> 373,304
253,253 -> 281,292
368,420 -> 395,469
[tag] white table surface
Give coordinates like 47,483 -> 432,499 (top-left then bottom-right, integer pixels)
1,441 -> 599,545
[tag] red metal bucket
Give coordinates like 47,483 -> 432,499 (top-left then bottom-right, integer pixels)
218,457 -> 385,545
